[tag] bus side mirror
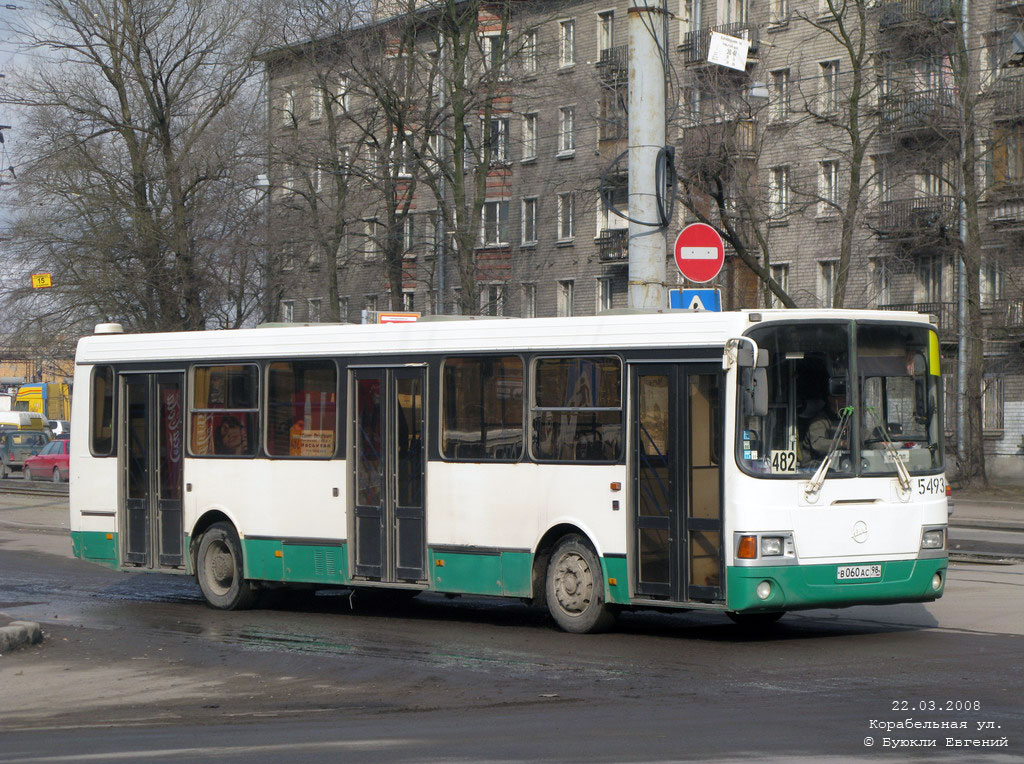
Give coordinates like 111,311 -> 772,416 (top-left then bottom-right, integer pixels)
736,347 -> 770,368
742,368 -> 769,417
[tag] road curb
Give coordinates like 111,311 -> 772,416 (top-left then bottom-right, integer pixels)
0,621 -> 43,654
949,517 -> 1024,532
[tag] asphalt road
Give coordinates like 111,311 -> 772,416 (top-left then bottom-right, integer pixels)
0,521 -> 1022,764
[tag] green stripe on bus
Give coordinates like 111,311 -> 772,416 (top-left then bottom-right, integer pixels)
429,549 -> 533,597
600,556 -> 630,605
241,539 -> 350,585
70,530 -> 120,571
726,558 -> 947,612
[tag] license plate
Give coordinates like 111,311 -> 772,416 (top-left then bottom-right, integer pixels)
836,564 -> 882,581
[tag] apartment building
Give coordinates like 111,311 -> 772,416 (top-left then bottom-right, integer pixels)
263,0 -> 1024,475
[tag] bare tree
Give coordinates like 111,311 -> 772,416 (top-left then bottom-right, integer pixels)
0,0 -> 272,335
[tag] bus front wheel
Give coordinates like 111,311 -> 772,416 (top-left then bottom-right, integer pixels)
545,535 -> 616,634
196,522 -> 258,610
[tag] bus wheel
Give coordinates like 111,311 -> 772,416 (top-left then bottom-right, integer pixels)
196,522 -> 258,610
545,535 -> 616,634
727,611 -> 784,628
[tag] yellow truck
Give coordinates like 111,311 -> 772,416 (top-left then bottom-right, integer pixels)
14,382 -> 71,421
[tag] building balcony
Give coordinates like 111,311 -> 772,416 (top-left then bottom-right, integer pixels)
879,301 -> 958,340
995,0 -> 1024,14
879,0 -> 956,30
596,228 -> 628,262
989,298 -> 1024,339
992,77 -> 1024,121
879,89 -> 959,139
681,23 -> 759,67
596,45 -> 628,83
874,196 -> 959,240
988,195 -> 1024,228
678,119 -> 757,177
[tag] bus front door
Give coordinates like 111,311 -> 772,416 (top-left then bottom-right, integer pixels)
351,367 -> 426,584
632,364 -> 724,603
122,373 -> 185,570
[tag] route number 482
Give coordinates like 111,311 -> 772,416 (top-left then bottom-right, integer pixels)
770,450 -> 797,474
916,477 -> 945,495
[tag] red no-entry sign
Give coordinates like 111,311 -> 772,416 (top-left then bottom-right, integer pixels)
674,223 -> 725,283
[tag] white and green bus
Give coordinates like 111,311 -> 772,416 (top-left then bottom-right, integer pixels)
70,310 -> 948,632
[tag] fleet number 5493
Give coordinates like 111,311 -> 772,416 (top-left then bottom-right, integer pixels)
917,477 -> 945,495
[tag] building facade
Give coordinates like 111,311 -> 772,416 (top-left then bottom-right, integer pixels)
263,0 -> 1024,475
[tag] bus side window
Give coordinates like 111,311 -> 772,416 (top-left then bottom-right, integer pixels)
266,360 -> 338,458
190,365 -> 260,457
91,366 -> 115,457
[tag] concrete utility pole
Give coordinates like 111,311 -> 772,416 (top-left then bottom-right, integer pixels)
627,1 -> 668,310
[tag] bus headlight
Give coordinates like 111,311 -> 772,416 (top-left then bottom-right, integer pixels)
921,529 -> 945,550
760,536 -> 784,556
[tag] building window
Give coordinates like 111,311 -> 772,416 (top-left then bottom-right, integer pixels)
819,60 -> 840,115
982,377 -> 1004,431
980,259 -> 1003,308
521,283 -> 537,318
365,294 -> 378,317
917,255 -> 945,302
310,82 -> 326,122
280,300 -> 295,322
993,123 -> 1024,186
873,155 -> 892,204
596,276 -> 613,313
871,258 -> 892,307
308,244 -> 322,270
557,193 -> 575,241
557,279 -> 575,316
559,19 -> 575,67
522,197 -> 538,245
333,76 -> 349,113
279,87 -> 295,127
484,117 -> 510,163
402,291 -> 415,312
818,160 -> 839,215
441,356 -> 524,460
308,298 -> 322,322
363,220 -> 379,260
597,10 -> 614,52
770,69 -> 791,121
523,29 -> 538,74
819,261 -> 837,309
769,263 -> 789,308
769,166 -> 790,218
522,113 -> 537,160
481,200 -> 510,246
558,106 -> 575,154
770,0 -> 789,23
482,32 -> 507,77
402,215 -> 416,254
339,296 -> 349,322
480,283 -> 506,316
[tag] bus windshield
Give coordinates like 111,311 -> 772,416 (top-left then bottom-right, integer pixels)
738,321 -> 942,478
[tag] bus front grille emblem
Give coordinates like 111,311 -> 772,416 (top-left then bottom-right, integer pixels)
852,521 -> 869,544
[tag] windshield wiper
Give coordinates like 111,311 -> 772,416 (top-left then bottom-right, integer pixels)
804,405 -> 853,499
866,407 -> 912,492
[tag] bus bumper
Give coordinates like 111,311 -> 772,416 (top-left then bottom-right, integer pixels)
726,557 -> 947,613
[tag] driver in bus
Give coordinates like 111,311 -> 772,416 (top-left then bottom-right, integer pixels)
803,395 -> 844,459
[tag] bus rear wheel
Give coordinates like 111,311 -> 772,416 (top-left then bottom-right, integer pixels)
545,535 -> 616,634
196,522 -> 258,610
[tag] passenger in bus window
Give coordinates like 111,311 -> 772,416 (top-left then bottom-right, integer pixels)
214,415 -> 247,455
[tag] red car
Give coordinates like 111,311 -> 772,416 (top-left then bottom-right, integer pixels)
24,439 -> 70,483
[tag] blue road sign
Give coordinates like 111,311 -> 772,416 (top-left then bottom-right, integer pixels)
669,288 -> 722,311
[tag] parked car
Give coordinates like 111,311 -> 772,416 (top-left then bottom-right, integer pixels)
0,430 -> 50,478
24,439 -> 70,482
47,420 -> 70,439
